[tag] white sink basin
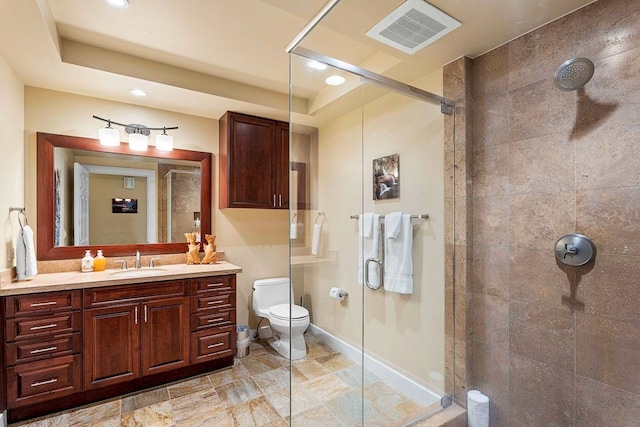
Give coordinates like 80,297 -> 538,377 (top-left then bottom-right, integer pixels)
109,268 -> 168,279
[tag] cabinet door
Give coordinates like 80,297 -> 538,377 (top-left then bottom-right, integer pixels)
141,297 -> 190,375
276,122 -> 290,209
84,304 -> 140,389
224,113 -> 277,208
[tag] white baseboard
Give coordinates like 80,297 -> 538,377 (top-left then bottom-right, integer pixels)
307,324 -> 441,406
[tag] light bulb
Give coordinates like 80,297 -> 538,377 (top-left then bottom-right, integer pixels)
99,127 -> 120,146
155,133 -> 174,151
129,133 -> 148,151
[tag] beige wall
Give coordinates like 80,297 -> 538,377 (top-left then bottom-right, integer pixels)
24,87 -> 289,326
89,174 -> 147,245
0,54 -> 24,272
301,69 -> 446,394
466,0 -> 640,425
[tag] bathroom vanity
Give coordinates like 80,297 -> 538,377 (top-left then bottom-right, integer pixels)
0,262 -> 241,422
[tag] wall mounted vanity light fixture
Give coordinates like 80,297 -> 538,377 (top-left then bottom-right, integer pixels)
93,115 -> 178,151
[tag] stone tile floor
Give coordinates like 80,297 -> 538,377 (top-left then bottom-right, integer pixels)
10,334 -> 440,427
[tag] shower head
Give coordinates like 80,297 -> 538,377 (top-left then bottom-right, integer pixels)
554,57 -> 594,91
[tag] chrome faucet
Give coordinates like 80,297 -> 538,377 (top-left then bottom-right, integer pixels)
134,251 -> 142,269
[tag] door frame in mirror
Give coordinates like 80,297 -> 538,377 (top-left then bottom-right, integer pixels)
37,132 -> 212,260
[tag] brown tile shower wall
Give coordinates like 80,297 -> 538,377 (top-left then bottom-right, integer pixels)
457,0 -> 640,425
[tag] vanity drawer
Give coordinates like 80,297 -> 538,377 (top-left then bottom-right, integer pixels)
190,328 -> 234,363
190,275 -> 236,295
6,354 -> 82,408
6,333 -> 82,366
84,280 -> 186,308
6,312 -> 82,342
191,309 -> 236,331
5,291 -> 82,317
191,293 -> 235,312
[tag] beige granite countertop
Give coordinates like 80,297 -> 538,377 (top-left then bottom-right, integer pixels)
0,261 -> 242,296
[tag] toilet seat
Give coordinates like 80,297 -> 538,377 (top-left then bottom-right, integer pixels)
269,304 -> 309,321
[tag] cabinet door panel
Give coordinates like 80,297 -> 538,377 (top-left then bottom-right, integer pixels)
6,311 -> 81,341
6,354 -> 81,408
5,291 -> 81,317
141,297 -> 190,375
276,122 -> 290,209
190,328 -> 234,364
222,113 -> 277,208
84,304 -> 140,389
6,333 -> 82,365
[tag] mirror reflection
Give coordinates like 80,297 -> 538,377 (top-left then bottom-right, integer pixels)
38,132 -> 212,261
54,148 -> 201,247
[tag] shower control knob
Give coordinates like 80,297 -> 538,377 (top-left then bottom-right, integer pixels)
554,234 -> 596,266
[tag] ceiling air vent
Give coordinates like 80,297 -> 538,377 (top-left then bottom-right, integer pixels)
366,0 -> 461,54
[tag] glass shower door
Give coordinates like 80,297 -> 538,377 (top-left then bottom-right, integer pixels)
288,50 -> 452,426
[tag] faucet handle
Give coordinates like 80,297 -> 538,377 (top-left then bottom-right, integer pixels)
115,260 -> 127,270
149,258 -> 161,268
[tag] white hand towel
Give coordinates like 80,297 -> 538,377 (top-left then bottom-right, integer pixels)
384,213 -> 413,294
16,225 -> 38,281
290,222 -> 297,239
311,223 -> 322,255
358,213 -> 381,287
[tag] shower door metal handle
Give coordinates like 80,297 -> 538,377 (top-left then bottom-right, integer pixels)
365,258 -> 383,290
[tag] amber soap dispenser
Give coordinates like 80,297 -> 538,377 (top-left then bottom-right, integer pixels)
94,250 -> 106,272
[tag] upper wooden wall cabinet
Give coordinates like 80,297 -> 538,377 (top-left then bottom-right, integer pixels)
219,111 -> 289,209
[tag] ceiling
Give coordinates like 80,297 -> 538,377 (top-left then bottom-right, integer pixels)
0,0 -> 596,126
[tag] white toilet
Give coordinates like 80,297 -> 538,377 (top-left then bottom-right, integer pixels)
252,277 -> 310,360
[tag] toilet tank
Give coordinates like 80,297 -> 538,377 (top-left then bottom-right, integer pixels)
252,277 -> 293,316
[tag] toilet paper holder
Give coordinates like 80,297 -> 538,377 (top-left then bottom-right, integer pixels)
329,287 -> 348,301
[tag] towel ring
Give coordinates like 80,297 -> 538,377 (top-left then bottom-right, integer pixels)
18,212 -> 28,230
315,212 -> 325,225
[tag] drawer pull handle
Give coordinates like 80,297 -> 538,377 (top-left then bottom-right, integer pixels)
30,301 -> 58,307
30,323 -> 58,331
207,318 -> 224,323
30,346 -> 58,354
207,343 -> 224,349
31,378 -> 58,387
207,300 -> 225,305
206,283 -> 224,288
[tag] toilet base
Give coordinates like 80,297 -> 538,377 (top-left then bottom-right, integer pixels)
268,333 -> 307,360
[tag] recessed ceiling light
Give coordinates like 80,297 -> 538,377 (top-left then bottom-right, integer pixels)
307,60 -> 327,71
325,75 -> 345,86
130,89 -> 147,97
104,0 -> 129,8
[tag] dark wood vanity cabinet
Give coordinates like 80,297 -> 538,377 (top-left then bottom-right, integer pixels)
219,111 -> 289,209
2,273 -> 237,423
4,291 -> 83,409
83,280 -> 190,389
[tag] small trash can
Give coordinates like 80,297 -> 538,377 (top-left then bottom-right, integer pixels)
236,325 -> 250,358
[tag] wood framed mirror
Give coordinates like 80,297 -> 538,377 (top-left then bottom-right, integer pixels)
37,132 -> 212,260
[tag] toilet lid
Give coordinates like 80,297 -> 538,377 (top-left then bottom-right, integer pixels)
269,304 -> 309,320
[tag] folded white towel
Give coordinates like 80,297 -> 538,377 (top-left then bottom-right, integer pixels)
362,212 -> 375,238
384,212 -> 413,294
290,222 -> 297,239
311,223 -> 322,255
16,225 -> 38,281
358,213 -> 381,287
